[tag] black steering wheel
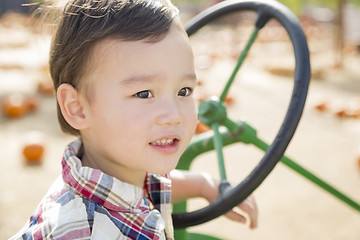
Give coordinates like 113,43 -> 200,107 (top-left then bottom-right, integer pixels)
172,0 -> 310,228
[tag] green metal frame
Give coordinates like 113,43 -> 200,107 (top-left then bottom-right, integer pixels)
174,121 -> 360,239
172,1 -> 359,239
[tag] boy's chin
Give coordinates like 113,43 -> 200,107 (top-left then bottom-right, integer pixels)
148,163 -> 179,175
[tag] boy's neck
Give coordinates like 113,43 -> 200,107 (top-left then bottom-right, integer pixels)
80,146 -> 147,188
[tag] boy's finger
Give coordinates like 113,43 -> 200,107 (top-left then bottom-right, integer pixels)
238,196 -> 258,229
225,210 -> 246,223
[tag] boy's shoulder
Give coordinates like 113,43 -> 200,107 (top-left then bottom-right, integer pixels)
9,176 -> 90,239
11,176 -> 94,239
12,176 -> 134,239
11,173 -> 171,239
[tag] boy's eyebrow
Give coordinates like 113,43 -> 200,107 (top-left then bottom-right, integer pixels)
119,73 -> 197,86
119,75 -> 155,86
184,73 -> 197,82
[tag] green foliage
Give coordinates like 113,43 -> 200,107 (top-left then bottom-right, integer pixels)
276,0 -> 337,15
277,0 -> 303,14
304,0 -> 338,8
278,0 -> 360,14
312,0 -> 360,7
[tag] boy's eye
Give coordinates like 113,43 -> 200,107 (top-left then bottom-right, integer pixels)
134,90 -> 153,99
178,87 -> 193,97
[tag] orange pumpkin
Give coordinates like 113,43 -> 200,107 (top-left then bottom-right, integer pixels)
314,102 -> 327,112
23,144 -> 45,164
38,81 -> 55,95
334,109 -> 347,118
224,96 -> 234,106
22,131 -> 46,165
354,109 -> 360,119
1,94 -> 28,118
25,96 -> 39,112
195,121 -> 212,134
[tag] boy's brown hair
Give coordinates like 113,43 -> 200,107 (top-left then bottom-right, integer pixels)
48,0 -> 179,136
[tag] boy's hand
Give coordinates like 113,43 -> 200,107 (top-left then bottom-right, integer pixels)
171,170 -> 258,229
224,194 -> 258,229
200,173 -> 258,229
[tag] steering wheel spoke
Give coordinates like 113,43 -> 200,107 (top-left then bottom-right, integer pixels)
211,122 -> 227,181
220,26 -> 259,102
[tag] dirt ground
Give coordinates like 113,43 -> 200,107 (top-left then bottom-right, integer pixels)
0,11 -> 359,240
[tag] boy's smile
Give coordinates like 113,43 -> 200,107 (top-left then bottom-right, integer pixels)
150,137 -> 180,154
78,21 -> 197,187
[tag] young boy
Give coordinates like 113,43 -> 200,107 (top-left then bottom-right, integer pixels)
11,0 -> 257,239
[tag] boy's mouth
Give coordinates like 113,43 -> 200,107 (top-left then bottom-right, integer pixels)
149,136 -> 180,154
150,138 -> 179,146
149,137 -> 180,154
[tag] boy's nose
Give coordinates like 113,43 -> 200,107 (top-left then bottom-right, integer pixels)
155,100 -> 182,126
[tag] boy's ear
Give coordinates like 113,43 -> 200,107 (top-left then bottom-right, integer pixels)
57,84 -> 90,130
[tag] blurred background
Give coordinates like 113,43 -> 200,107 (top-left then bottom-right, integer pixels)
0,0 -> 359,239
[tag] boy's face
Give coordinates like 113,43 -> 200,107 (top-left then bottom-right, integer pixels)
80,22 -> 197,184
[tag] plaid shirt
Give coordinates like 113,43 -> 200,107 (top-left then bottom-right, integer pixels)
11,139 -> 174,240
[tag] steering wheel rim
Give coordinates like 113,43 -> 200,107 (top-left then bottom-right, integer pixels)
172,0 -> 310,228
